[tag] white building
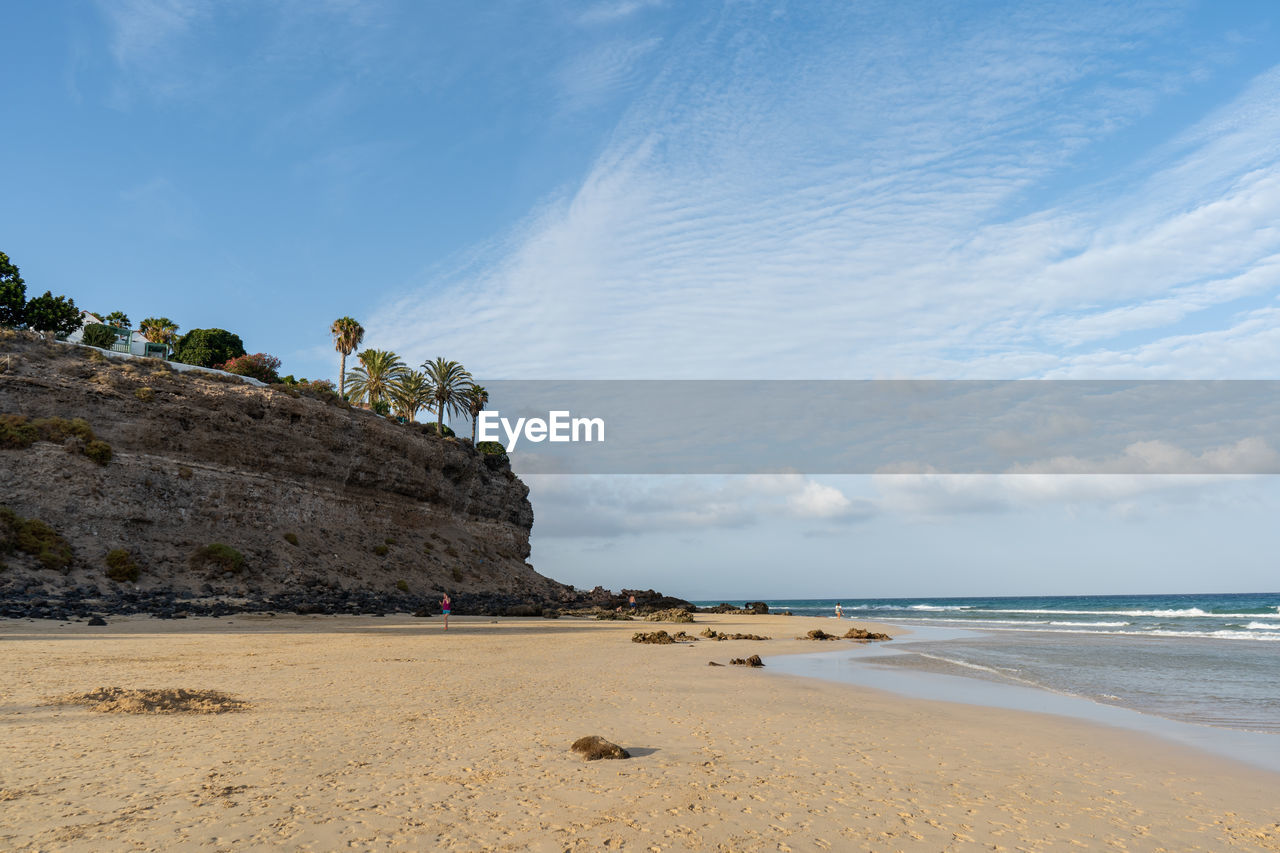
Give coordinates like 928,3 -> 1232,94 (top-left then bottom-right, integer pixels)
65,312 -> 168,358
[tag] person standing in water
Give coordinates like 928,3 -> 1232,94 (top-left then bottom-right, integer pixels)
441,593 -> 452,631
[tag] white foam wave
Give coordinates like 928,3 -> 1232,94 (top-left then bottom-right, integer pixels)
1246,622 -> 1280,630
876,617 -> 1280,641
909,653 -> 1043,687
907,607 -> 1280,619
907,604 -> 972,611
1049,621 -> 1130,627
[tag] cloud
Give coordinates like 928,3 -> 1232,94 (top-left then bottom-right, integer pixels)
872,438 -> 1278,516
527,474 -> 874,538
556,37 -> 662,113
95,0 -> 208,67
577,1 -> 666,27
369,1 -> 1280,382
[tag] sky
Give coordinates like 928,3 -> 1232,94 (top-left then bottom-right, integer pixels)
3,0 -> 1279,598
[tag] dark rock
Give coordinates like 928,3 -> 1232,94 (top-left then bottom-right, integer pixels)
744,601 -> 769,614
644,608 -> 693,623
803,629 -> 838,640
843,627 -> 891,641
571,735 -> 630,760
730,655 -> 764,667
707,661 -> 724,666
632,630 -> 675,644
87,616 -> 107,626
699,628 -> 770,641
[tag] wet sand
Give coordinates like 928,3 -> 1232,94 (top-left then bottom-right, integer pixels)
2,612 -> 1278,851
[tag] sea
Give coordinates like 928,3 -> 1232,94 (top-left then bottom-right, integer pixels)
694,592 -> 1280,769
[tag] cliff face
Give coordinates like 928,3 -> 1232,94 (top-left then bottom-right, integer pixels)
0,333 -> 572,616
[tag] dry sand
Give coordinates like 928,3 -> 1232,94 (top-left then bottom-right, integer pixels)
2,612 -> 1278,852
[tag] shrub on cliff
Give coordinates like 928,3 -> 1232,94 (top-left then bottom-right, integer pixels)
81,323 -> 118,349
105,548 -> 140,582
83,440 -> 112,465
172,328 -> 245,368
0,415 -> 111,464
0,507 -> 74,572
190,543 -> 244,575
476,440 -> 506,457
217,352 -> 281,383
0,414 -> 38,448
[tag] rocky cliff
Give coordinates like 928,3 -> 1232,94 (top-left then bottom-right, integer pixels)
0,331 -> 577,618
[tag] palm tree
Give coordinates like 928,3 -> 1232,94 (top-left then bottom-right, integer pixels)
139,317 -> 179,357
463,384 -> 489,444
423,357 -> 473,436
330,317 -> 365,400
389,369 -> 432,423
345,349 -> 406,410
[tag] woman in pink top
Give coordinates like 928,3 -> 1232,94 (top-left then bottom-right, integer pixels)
441,593 -> 451,631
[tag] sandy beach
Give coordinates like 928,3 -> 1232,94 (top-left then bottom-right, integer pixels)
2,612 -> 1278,852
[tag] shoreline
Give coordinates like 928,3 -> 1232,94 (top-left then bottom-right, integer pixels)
4,613 -> 1279,851
768,622 -> 1280,776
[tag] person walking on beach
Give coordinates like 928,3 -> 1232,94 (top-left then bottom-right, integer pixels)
835,602 -> 843,619
628,594 -> 637,614
441,593 -> 451,631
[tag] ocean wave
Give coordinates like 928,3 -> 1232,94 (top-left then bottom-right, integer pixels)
1246,622 -> 1280,630
918,607 -> 1280,619
1048,621 -> 1130,627
907,604 -> 973,611
870,618 -> 1280,641
908,653 -> 1043,686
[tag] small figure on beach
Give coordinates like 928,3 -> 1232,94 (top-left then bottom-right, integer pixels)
628,594 -> 637,613
441,593 -> 451,631
835,602 -> 843,619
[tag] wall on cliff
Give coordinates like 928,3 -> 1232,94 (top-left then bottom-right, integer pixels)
0,332 -> 573,612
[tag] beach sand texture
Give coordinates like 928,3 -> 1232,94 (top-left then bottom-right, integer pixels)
2,613 -> 1278,852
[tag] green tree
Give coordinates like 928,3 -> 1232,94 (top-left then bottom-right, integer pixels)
463,384 -> 489,444
139,317 -> 179,357
423,357 -> 473,437
344,349 -> 406,409
330,317 -> 365,400
24,291 -> 81,337
81,324 -> 118,349
389,369 -> 432,423
103,310 -> 131,329
173,328 -> 245,367
0,251 -> 26,327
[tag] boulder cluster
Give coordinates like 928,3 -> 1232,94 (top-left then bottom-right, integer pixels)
631,630 -> 699,644
801,628 -> 892,641
699,628 -> 770,641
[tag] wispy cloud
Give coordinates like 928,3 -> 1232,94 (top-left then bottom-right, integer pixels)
95,0 -> 208,66
577,1 -> 665,27
556,37 -> 662,113
369,2 -> 1279,382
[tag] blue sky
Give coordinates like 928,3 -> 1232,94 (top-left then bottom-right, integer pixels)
4,1 -> 1280,597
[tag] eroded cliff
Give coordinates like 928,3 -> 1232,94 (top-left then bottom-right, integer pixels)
0,332 -> 574,617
